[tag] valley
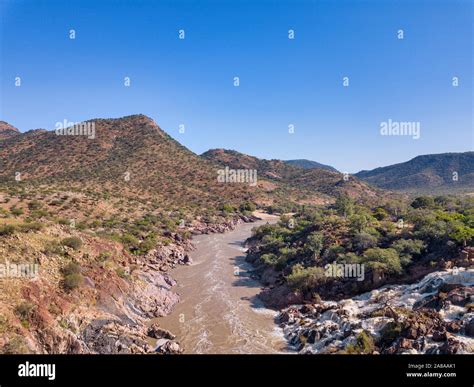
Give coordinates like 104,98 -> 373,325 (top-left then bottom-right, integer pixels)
0,115 -> 472,355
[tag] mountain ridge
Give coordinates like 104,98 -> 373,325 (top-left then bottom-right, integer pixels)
285,159 -> 338,172
355,151 -> 474,192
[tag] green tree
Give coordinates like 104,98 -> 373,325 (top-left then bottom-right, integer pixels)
335,195 -> 354,218
286,264 -> 326,292
449,222 -> 474,246
391,239 -> 425,266
305,232 -> 324,257
411,196 -> 435,209
361,247 -> 402,275
349,214 -> 369,233
353,232 -> 378,252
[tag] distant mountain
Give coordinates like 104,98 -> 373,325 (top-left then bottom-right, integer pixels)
0,121 -> 20,140
202,149 -> 383,203
285,159 -> 338,172
355,152 -> 474,192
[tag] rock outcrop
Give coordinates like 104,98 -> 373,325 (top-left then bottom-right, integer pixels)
278,269 -> 474,354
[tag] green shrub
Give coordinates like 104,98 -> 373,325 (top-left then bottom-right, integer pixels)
1,336 -> 29,354
361,248 -> 402,275
61,236 -> 83,250
18,222 -> 43,233
344,331 -> 375,354
14,302 -> 35,321
240,201 -> 256,212
305,232 -> 324,256
286,264 -> 326,292
411,196 -> 435,209
63,273 -> 82,291
116,267 -> 129,278
220,204 -> 235,213
379,321 -> 403,347
10,207 -> 23,216
61,262 -> 81,277
0,224 -> 17,236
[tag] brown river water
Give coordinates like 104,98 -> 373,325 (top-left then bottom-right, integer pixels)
156,215 -> 290,354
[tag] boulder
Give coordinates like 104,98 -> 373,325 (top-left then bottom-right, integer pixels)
432,330 -> 447,342
398,338 -> 414,350
147,323 -> 175,340
464,319 -> 474,337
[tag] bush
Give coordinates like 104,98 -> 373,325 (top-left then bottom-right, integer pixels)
63,273 -> 82,291
14,302 -> 35,321
334,195 -> 354,218
61,236 -> 83,250
116,267 -> 129,278
43,240 -> 63,256
10,207 -> 23,216
353,232 -> 378,252
361,248 -> 402,275
28,200 -> 42,211
373,207 -> 389,221
411,196 -> 435,209
286,264 -> 326,292
391,239 -> 425,266
18,222 -> 43,233
61,262 -> 81,277
379,321 -> 402,347
344,331 -> 375,354
1,336 -> 29,354
240,201 -> 256,212
0,224 -> 16,236
349,214 -> 370,233
305,232 -> 324,257
61,263 -> 82,290
220,204 -> 235,213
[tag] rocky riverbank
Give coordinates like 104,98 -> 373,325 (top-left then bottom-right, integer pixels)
81,213 -> 260,354
277,268 -> 474,354
0,214 -> 258,354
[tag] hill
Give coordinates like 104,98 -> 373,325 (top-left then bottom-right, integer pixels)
202,149 -> 383,205
285,159 -> 338,172
355,152 -> 474,193
0,121 -> 20,140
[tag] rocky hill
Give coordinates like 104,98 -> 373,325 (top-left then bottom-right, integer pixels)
0,121 -> 20,140
202,148 -> 384,205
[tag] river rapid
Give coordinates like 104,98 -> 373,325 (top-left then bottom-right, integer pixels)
156,215 -> 290,354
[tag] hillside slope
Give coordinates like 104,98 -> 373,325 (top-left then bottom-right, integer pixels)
285,159 -> 338,172
0,121 -> 20,140
355,152 -> 474,193
202,149 -> 383,204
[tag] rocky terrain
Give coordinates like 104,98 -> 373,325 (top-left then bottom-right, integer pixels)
278,268 -> 474,354
0,211 -> 257,354
202,148 -> 386,206
0,121 -> 20,140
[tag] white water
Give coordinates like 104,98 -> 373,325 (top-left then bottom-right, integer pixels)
282,269 -> 474,354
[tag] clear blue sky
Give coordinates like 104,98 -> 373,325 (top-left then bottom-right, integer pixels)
1,0 -> 472,172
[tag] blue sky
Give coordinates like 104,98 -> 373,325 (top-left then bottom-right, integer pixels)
0,0 -> 472,172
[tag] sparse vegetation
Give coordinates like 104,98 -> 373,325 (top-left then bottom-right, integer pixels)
61,237 -> 83,250
61,262 -> 83,291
